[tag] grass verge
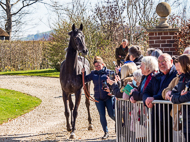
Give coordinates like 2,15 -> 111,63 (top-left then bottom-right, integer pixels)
0,69 -> 59,78
0,88 -> 42,124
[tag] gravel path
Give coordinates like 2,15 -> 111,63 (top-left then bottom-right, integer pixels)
0,76 -> 116,142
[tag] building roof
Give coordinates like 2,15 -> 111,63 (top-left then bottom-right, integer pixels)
0,28 -> 9,37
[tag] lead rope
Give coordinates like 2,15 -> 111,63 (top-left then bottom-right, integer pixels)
80,54 -> 99,103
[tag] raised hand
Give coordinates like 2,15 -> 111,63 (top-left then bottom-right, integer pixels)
106,76 -> 116,85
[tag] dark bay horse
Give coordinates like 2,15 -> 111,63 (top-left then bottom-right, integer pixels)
60,24 -> 92,139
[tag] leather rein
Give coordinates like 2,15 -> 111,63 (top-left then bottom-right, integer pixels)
80,55 -> 98,103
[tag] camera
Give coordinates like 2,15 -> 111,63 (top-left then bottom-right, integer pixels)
109,71 -> 115,80
102,80 -> 108,90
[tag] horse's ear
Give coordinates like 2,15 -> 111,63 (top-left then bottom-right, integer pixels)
72,24 -> 75,31
79,23 -> 83,31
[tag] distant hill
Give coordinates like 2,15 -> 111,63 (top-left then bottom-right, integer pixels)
20,31 -> 53,41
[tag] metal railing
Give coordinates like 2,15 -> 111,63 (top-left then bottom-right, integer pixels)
115,99 -> 190,142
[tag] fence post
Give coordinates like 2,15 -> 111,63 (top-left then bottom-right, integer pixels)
149,107 -> 152,142
115,99 -> 118,142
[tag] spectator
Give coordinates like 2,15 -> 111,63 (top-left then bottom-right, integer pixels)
151,48 -> 163,58
162,57 -> 182,130
169,54 -> 190,141
114,53 -> 133,76
123,69 -> 142,100
128,69 -> 143,142
128,46 -> 143,67
146,48 -> 155,56
115,39 -> 129,66
107,63 -> 138,142
81,56 -> 115,140
130,56 -> 158,103
162,57 -> 181,100
183,47 -> 190,54
132,69 -> 142,88
120,62 -> 137,81
106,62 -> 137,98
142,53 -> 177,142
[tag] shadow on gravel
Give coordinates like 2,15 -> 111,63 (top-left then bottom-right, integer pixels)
54,96 -> 62,98
0,133 -> 58,142
0,133 -> 116,142
54,94 -> 94,98
0,76 -> 27,79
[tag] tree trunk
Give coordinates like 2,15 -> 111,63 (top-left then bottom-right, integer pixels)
5,0 -> 12,40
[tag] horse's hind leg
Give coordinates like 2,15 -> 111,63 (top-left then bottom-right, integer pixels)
85,82 -> 93,130
62,91 -> 71,132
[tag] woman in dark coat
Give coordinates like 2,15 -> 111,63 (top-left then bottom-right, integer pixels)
115,39 -> 129,66
169,54 -> 190,142
82,56 -> 115,140
129,56 -> 159,102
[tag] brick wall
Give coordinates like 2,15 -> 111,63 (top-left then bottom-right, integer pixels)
147,28 -> 180,56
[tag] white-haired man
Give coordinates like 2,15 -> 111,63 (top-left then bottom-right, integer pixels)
142,53 -> 177,142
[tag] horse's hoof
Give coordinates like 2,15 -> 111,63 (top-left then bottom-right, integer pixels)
67,129 -> 72,132
88,124 -> 93,130
67,126 -> 72,132
69,132 -> 76,139
67,128 -> 72,132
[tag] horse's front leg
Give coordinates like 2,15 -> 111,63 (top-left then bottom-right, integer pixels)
85,82 -> 93,130
69,89 -> 82,139
62,90 -> 71,132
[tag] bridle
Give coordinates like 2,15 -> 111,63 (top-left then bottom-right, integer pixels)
72,30 -> 85,51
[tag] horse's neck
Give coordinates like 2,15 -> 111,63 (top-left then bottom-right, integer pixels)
65,45 -> 78,75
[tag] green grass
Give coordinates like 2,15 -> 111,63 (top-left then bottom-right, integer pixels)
0,88 -> 42,124
0,69 -> 60,78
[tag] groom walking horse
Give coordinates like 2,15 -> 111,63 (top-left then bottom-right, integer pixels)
60,24 -> 93,139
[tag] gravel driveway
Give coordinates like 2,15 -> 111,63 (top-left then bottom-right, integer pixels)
0,76 -> 116,142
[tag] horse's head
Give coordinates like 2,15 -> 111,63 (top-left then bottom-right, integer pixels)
68,24 -> 88,55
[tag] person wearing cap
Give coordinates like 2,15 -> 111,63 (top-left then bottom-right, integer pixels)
115,39 -> 129,66
146,48 -> 155,56
151,48 -> 163,59
81,56 -> 115,140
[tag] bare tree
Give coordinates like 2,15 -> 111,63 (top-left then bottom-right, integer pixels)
94,0 -> 126,41
0,0 -> 43,40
